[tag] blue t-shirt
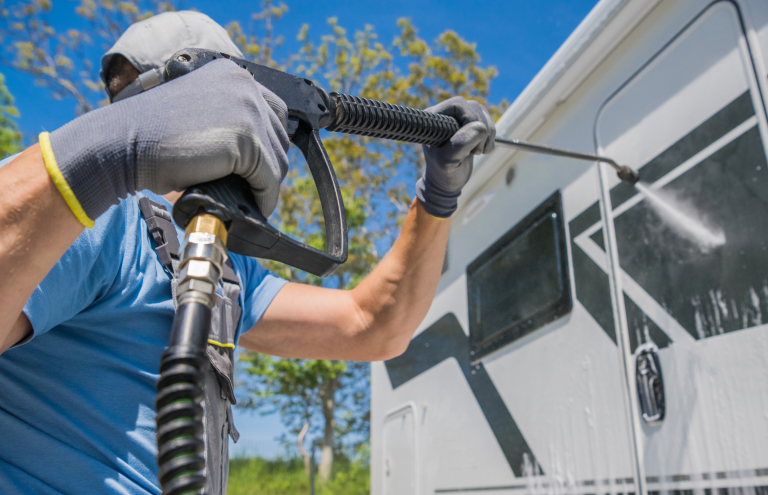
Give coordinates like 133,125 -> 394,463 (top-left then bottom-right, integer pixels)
0,160 -> 287,494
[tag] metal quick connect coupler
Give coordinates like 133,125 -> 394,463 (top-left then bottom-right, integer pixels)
177,214 -> 229,308
155,213 -> 229,495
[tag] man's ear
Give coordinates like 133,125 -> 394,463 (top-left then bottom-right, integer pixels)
105,54 -> 140,98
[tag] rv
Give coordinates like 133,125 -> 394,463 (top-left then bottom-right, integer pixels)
370,0 -> 768,494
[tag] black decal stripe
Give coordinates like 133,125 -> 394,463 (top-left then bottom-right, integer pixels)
570,243 -> 617,343
614,127 -> 768,340
569,203 -> 601,238
569,206 -> 616,344
385,314 -> 540,477
610,91 -> 755,210
590,229 -> 606,251
565,90 -> 757,346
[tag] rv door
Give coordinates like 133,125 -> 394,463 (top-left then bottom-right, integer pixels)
595,1 -> 768,491
382,403 -> 418,495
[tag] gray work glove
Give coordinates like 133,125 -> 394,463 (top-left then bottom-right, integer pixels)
45,58 -> 290,226
416,97 -> 496,218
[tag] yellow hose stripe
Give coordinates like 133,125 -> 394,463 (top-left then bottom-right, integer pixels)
207,339 -> 235,349
39,132 -> 95,229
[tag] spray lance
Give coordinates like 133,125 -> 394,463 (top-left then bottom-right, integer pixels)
154,48 -> 640,495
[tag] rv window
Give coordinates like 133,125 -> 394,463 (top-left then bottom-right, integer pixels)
467,192 -> 571,360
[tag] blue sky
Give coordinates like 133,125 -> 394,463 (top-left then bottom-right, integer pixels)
3,0 -> 598,455
5,0 -> 599,142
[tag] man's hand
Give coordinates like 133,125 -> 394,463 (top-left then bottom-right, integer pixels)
45,58 -> 290,227
241,98 -> 497,362
416,97 -> 496,218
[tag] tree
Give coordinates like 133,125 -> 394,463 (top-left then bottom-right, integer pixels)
0,0 -> 174,114
0,0 -> 508,482
0,72 -> 21,158
236,6 -> 507,480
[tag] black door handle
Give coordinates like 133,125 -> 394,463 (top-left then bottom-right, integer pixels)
635,342 -> 665,424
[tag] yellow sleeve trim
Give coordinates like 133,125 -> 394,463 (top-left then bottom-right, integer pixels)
39,132 -> 95,229
208,339 -> 235,349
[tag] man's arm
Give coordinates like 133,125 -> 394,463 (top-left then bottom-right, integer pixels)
240,96 -> 495,363
240,198 -> 449,362
0,146 -> 84,354
0,61 -> 291,355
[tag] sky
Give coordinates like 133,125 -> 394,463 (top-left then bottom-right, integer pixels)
2,0 -> 599,455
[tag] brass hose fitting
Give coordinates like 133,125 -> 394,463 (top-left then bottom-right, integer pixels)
176,214 -> 229,308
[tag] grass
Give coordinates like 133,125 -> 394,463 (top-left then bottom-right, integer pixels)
227,456 -> 370,495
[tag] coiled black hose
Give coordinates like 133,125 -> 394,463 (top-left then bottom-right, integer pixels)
155,302 -> 211,495
327,93 -> 460,146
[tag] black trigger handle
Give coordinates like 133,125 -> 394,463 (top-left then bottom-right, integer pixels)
164,48 -> 350,276
171,123 -> 348,277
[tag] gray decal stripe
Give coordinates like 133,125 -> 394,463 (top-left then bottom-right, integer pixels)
434,466 -> 768,494
384,313 -> 540,477
610,90 -> 755,210
435,484 -> 768,494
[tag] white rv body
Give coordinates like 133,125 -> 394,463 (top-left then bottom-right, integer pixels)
371,1 -> 768,494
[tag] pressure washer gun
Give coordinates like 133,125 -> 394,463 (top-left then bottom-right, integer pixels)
154,48 -> 640,495
167,48 -> 463,278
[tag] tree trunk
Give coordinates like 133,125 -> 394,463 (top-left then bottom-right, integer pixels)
298,421 -> 311,475
318,378 -> 338,480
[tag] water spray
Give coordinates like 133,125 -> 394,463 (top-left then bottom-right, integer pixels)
493,137 -> 726,248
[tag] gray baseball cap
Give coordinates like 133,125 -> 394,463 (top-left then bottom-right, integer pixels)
101,11 -> 244,100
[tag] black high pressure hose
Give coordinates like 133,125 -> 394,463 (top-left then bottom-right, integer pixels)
155,215 -> 228,495
155,302 -> 211,494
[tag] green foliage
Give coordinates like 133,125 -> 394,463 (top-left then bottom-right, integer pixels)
227,457 -> 309,495
238,352 -> 370,453
225,1 -> 288,68
227,451 -> 369,495
0,72 -> 21,157
316,445 -> 370,495
0,0 -> 176,114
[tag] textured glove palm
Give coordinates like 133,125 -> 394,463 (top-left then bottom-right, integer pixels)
46,59 -> 290,226
416,97 -> 496,218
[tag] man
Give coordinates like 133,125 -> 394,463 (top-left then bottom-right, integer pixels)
0,11 -> 495,495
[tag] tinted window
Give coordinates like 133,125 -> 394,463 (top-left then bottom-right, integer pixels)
468,192 -> 571,360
